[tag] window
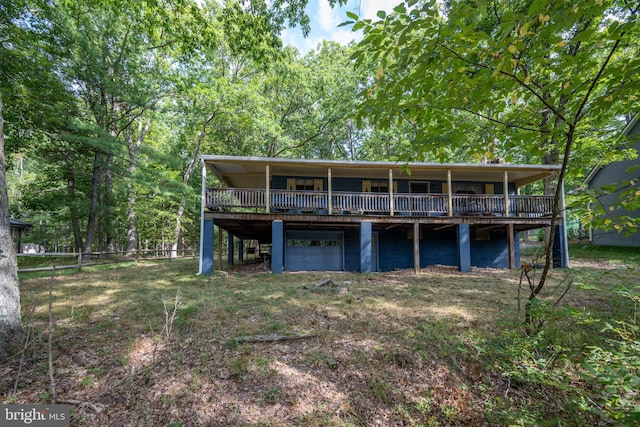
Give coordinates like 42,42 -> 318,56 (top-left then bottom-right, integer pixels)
296,179 -> 315,191
370,180 -> 389,193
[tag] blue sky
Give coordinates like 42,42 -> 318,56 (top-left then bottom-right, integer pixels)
280,0 -> 400,54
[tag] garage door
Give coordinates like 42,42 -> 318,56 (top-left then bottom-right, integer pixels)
285,231 -> 343,271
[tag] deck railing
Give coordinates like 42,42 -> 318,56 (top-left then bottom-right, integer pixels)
205,188 -> 555,217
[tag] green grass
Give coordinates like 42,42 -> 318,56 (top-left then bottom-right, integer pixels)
4,244 -> 639,426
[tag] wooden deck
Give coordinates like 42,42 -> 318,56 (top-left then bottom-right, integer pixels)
205,188 -> 554,218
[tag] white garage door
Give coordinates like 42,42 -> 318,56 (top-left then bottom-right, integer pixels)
285,231 -> 343,271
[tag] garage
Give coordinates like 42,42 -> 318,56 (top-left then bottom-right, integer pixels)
285,230 -> 344,271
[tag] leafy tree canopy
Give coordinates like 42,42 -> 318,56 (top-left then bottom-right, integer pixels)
350,0 -> 640,171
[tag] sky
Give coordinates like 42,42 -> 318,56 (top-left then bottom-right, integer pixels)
280,0 -> 401,54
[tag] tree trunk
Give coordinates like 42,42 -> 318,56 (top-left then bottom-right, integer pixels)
83,150 -> 101,260
104,153 -> 116,253
65,167 -> 84,252
125,120 -> 148,255
0,85 -> 22,357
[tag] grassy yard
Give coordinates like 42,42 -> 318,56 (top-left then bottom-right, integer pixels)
2,244 -> 639,426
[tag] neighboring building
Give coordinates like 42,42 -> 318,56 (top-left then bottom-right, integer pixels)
10,218 -> 32,254
585,115 -> 640,248
198,156 -> 569,274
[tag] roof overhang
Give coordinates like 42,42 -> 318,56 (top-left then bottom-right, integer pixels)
10,218 -> 33,230
200,155 -> 560,189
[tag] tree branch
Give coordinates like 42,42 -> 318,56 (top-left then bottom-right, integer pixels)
574,35 -> 623,123
436,42 -> 569,124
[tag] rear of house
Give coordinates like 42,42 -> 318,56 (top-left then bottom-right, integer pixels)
198,156 -> 569,274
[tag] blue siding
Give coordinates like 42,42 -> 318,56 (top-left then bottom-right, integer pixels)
374,227 -> 514,271
378,230 -> 413,271
589,119 -> 640,247
420,230 -> 459,266
343,230 -> 360,272
470,230 -> 510,268
250,224 -> 518,272
271,175 -> 516,194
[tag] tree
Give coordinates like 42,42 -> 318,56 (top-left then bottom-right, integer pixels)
0,71 -> 22,358
0,0 -> 25,357
350,0 -> 640,328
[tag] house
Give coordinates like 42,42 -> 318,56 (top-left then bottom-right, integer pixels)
10,218 -> 32,254
198,155 -> 569,274
585,114 -> 640,247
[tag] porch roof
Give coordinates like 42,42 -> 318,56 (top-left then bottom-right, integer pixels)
201,155 -> 560,189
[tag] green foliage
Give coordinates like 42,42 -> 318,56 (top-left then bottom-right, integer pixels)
581,321 -> 640,425
351,0 -> 640,170
579,286 -> 640,425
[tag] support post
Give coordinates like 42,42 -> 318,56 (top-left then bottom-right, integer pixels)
553,225 -> 570,268
200,219 -> 214,275
198,160 -> 207,275
227,233 -> 234,266
413,222 -> 420,274
360,221 -> 372,273
389,169 -> 394,216
271,220 -> 283,274
238,240 -> 244,262
328,168 -> 333,215
457,224 -> 471,273
266,164 -> 271,213
559,180 -> 570,268
447,170 -> 453,217
504,171 -> 509,217
507,224 -> 515,269
217,225 -> 223,271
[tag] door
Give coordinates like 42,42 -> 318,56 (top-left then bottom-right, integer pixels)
285,231 -> 344,271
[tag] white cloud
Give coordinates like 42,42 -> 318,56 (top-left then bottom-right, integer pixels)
318,0 -> 341,32
360,0 -> 401,20
281,0 -> 401,54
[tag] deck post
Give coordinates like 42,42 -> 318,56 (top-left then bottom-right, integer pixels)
265,164 -> 271,213
389,169 -> 394,216
271,220 -> 283,274
447,170 -> 453,216
198,160 -> 208,275
238,239 -> 244,262
557,180 -> 570,268
360,221 -> 372,273
457,224 -> 471,273
217,225 -> 223,270
507,224 -> 515,269
504,171 -> 509,217
413,222 -> 420,274
553,182 -> 570,268
200,219 -> 214,275
227,233 -> 234,266
328,168 -> 333,215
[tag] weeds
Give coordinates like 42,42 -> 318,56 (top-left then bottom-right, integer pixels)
161,290 -> 181,342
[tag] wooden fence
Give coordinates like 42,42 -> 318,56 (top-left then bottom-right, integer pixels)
17,249 -> 197,273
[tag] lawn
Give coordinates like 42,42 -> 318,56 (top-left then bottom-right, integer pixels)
2,243 -> 639,426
